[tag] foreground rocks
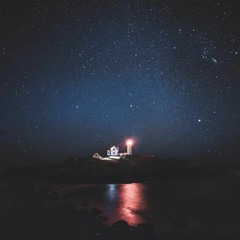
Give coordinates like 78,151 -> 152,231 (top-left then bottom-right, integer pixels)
2,175 -> 240,240
98,220 -> 157,240
0,178 -> 159,240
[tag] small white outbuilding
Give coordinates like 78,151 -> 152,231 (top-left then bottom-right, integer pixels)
92,152 -> 103,160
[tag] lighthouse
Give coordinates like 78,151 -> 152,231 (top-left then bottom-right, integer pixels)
93,138 -> 136,160
126,139 -> 134,155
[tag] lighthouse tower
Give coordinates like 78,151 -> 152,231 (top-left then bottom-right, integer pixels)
126,139 -> 133,155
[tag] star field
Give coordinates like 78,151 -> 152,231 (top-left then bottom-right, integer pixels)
1,1 -> 240,164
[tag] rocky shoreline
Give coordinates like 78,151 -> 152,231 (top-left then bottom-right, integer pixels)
0,177 -> 159,240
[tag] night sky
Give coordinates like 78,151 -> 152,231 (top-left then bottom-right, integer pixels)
1,1 -> 240,164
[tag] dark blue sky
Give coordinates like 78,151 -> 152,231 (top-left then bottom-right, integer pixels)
1,1 -> 240,164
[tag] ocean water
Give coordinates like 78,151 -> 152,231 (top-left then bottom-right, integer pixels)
57,177 -> 240,233
3,177 -> 240,239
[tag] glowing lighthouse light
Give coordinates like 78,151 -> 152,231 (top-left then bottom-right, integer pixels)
126,139 -> 134,155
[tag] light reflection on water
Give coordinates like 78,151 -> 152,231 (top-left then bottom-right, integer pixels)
106,184 -> 117,202
104,183 -> 148,225
60,183 -> 151,225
